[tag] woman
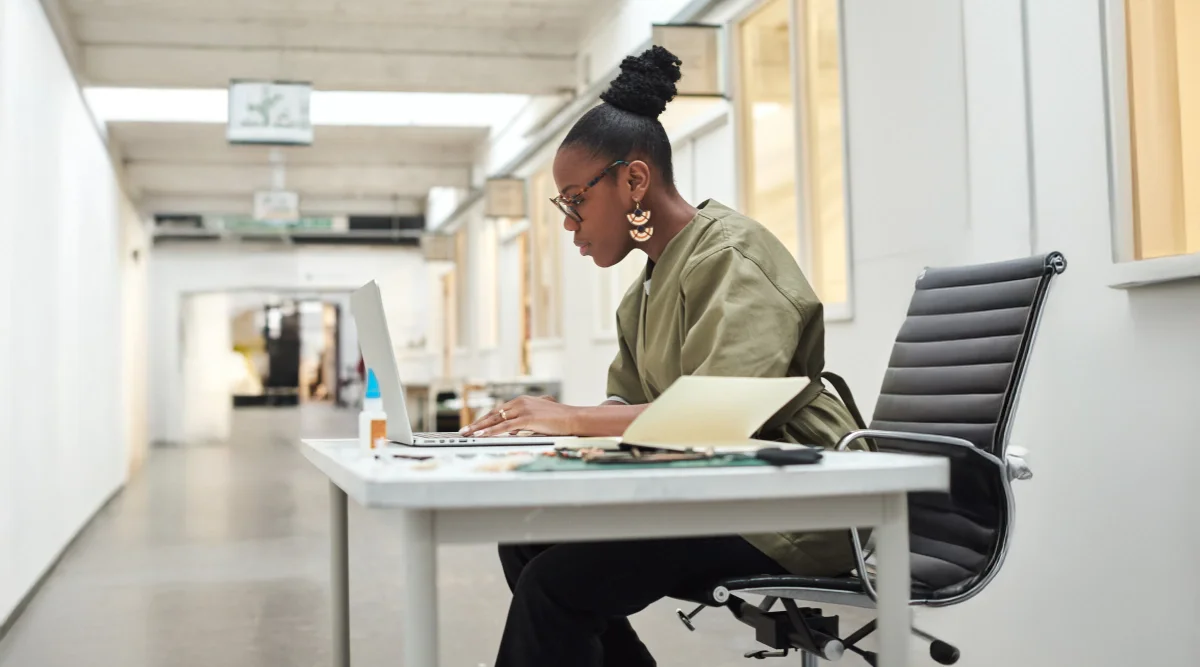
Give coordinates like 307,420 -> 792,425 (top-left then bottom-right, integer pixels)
462,46 -> 862,667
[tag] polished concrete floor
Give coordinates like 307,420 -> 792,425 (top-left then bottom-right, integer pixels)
0,405 -> 782,667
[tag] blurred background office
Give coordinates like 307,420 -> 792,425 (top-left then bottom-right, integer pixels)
1,0 -> 1198,665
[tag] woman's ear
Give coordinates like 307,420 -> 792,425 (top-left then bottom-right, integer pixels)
627,160 -> 652,202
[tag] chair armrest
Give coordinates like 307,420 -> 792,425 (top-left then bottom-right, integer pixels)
1005,446 -> 1033,482
832,429 -> 1008,603
836,429 -> 1005,468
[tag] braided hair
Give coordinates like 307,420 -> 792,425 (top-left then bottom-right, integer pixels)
560,45 -> 683,185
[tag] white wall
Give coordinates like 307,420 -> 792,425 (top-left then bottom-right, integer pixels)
961,0 -> 1034,262
577,0 -> 699,88
951,1 -> 1198,663
148,246 -> 429,444
0,0 -> 13,628
821,1 -> 1200,664
0,0 -> 131,626
120,197 -> 151,473
179,293 -> 234,443
821,0 -> 972,403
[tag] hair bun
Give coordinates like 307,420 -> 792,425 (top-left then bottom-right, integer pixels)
600,45 -> 682,119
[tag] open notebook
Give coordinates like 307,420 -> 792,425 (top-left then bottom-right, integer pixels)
567,376 -> 812,452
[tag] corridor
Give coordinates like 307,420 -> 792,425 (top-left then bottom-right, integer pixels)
0,407 -> 762,667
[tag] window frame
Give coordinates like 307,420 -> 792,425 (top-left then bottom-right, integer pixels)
476,216 -> 501,352
731,0 -> 856,318
1102,0 -> 1200,288
528,167 -> 564,341
453,227 -> 470,351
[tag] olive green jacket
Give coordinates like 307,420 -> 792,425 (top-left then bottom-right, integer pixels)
606,200 -> 864,576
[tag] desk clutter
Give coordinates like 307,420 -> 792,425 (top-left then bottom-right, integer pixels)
518,445 -> 822,471
378,442 -> 823,473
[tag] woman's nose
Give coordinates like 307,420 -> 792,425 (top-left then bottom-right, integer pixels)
562,216 -> 580,233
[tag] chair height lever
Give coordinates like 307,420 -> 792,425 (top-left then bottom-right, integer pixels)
676,604 -> 706,631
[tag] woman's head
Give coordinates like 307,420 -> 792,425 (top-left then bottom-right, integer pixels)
552,46 -> 682,267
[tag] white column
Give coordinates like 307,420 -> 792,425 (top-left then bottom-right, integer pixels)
180,292 -> 234,443
0,0 -> 13,618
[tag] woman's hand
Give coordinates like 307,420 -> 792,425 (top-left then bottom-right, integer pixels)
462,395 -> 577,437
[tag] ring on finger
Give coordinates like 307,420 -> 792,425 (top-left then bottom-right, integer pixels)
499,408 -> 508,420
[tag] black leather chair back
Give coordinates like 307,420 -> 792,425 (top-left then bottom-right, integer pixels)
872,252 -> 1065,601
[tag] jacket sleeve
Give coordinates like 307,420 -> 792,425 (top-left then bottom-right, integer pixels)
679,247 -> 804,378
605,311 -> 648,404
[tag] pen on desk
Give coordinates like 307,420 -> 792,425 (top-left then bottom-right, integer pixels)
392,453 -> 434,461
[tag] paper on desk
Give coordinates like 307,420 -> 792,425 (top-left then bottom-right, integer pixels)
620,376 -> 811,450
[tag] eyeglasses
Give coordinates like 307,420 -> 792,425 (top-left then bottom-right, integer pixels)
549,160 -> 629,223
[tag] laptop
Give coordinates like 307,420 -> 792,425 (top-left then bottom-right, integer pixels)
350,280 -> 560,447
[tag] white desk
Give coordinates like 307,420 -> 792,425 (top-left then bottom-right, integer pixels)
301,439 -> 948,667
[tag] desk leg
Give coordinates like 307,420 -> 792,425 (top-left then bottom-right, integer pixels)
330,481 -> 350,667
400,509 -> 437,667
875,492 -> 911,667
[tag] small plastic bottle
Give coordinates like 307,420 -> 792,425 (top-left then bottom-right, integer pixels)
359,370 -> 388,456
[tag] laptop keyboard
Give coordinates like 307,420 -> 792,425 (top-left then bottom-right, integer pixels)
414,432 -> 545,441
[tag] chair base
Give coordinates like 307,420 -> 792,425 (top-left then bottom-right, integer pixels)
723,596 -> 845,661
675,592 -> 961,665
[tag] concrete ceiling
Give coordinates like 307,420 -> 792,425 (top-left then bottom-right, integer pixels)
41,0 -> 597,220
56,0 -> 591,93
111,123 -> 487,216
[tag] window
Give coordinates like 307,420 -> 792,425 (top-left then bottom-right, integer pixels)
529,168 -> 563,339
737,0 -> 849,306
477,218 -> 500,348
454,228 -> 469,349
441,272 -> 455,377
1121,0 -> 1200,260
739,0 -> 799,253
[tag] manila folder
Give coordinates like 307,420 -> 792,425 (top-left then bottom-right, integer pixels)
618,375 -> 811,451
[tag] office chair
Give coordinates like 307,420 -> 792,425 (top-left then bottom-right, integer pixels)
672,252 -> 1067,666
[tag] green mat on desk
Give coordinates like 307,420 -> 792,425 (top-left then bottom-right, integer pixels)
515,454 -> 770,473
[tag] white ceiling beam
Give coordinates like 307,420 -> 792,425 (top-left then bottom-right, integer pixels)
75,17 -> 578,58
65,0 -> 589,27
107,123 -> 489,167
141,193 -> 424,217
38,0 -> 83,73
125,163 -> 470,197
117,145 -> 480,167
84,45 -> 576,94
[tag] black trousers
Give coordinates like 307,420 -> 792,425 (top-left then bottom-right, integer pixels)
494,537 -> 787,667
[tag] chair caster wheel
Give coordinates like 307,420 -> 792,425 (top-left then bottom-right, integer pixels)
930,640 -> 960,665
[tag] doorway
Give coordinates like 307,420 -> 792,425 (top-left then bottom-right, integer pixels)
227,293 -> 348,408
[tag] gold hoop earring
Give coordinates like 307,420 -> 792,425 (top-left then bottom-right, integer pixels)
627,200 -> 653,242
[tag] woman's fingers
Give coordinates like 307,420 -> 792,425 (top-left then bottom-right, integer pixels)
465,397 -> 532,432
475,415 -> 524,438
465,400 -> 531,435
462,407 -> 507,435
463,395 -> 556,436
